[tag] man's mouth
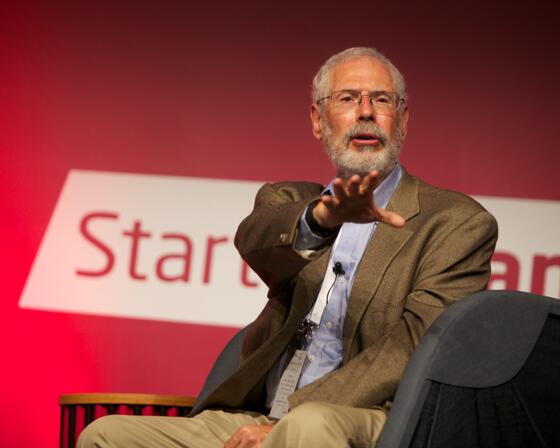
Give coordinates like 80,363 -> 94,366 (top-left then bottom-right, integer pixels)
350,133 -> 383,146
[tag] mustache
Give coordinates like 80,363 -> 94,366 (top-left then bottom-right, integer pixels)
343,123 -> 388,146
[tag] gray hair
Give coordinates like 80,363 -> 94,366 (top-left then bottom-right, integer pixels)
311,47 -> 407,105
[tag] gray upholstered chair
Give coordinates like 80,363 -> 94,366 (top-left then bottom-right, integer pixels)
191,325 -> 250,413
377,290 -> 560,448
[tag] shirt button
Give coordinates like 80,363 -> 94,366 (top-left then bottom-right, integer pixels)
279,232 -> 288,243
325,321 -> 333,329
308,354 -> 315,362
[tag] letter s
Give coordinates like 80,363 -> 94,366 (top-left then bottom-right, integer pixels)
76,212 -> 118,277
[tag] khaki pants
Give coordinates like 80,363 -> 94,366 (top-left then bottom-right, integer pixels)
77,401 -> 387,448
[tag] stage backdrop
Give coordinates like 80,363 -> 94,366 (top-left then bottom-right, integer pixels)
1,2 -> 559,446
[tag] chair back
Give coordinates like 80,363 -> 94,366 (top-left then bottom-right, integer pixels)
192,325 -> 249,413
377,290 -> 560,448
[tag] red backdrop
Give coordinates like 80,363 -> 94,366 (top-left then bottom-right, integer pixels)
1,1 -> 558,446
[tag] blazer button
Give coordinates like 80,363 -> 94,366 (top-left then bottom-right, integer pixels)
279,232 -> 288,243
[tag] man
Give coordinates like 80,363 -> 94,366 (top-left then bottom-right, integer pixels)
79,47 -> 498,448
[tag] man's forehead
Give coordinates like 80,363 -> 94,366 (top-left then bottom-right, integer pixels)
330,56 -> 395,90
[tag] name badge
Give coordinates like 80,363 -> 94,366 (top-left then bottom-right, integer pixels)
268,349 -> 307,420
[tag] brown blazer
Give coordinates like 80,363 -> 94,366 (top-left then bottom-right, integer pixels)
194,169 -> 498,414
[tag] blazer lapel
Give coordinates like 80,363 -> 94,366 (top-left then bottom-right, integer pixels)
291,247 -> 332,319
342,171 -> 420,360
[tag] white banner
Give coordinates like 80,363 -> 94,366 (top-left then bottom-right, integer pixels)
477,196 -> 560,298
19,170 -> 267,327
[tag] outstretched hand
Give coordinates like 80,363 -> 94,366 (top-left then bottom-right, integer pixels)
223,423 -> 275,448
313,170 -> 405,229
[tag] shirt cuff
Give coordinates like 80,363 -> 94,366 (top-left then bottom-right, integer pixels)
293,202 -> 339,252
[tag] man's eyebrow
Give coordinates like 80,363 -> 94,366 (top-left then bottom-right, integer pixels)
337,88 -> 394,93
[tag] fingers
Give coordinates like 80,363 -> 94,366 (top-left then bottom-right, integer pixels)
320,170 -> 405,227
347,175 -> 361,197
374,207 -> 406,228
321,193 -> 338,209
332,178 -> 346,201
224,432 -> 239,448
332,175 -> 363,199
360,170 -> 380,195
332,171 -> 379,199
224,424 -> 273,448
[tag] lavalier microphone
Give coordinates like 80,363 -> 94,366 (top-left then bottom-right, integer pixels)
333,261 -> 345,276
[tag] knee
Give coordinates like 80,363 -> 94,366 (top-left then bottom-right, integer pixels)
278,401 -> 337,433
77,415 -> 125,448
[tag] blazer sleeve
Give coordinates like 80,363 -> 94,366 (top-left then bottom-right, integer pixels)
234,181 -> 331,296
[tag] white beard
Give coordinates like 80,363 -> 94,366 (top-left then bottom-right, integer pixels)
321,120 -> 403,180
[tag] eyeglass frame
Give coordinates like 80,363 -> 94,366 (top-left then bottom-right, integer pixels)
316,89 -> 406,112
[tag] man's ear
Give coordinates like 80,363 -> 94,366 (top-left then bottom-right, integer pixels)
399,106 -> 410,139
310,103 -> 323,140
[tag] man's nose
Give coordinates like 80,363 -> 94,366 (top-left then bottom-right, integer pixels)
357,94 -> 375,120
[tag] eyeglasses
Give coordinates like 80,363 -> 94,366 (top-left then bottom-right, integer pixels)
317,90 -> 405,114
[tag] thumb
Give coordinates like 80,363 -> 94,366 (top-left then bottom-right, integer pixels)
374,207 -> 406,228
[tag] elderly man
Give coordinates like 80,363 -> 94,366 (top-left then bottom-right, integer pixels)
79,47 -> 497,448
